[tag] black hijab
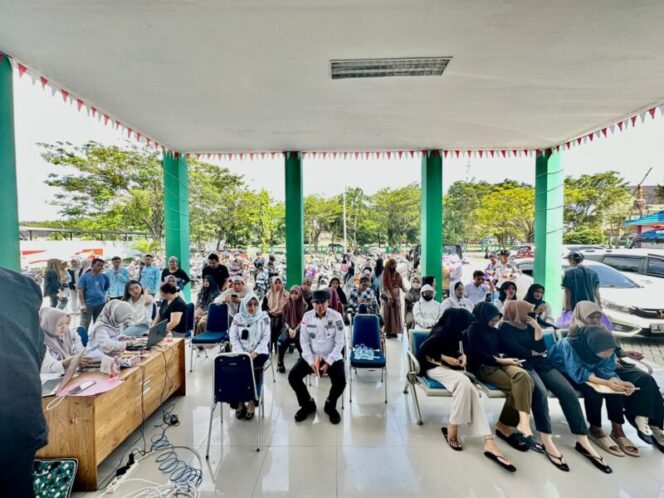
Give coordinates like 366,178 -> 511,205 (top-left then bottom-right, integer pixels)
568,325 -> 618,365
198,275 -> 220,308
472,302 -> 502,327
524,284 -> 545,308
431,308 -> 474,338
329,277 -> 348,305
374,258 -> 384,278
498,281 -> 517,303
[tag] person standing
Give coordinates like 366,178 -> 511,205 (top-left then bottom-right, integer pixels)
67,258 -> 82,313
202,253 -> 230,291
0,268 -> 47,497
288,289 -> 346,424
78,258 -> 110,330
106,256 -> 130,300
139,254 -> 161,296
43,258 -> 67,308
494,250 -> 519,287
381,258 -> 405,338
563,252 -> 601,312
161,256 -> 190,291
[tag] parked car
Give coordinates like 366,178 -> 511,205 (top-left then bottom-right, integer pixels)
513,258 -> 664,337
582,248 -> 664,281
508,244 -> 535,260
629,229 -> 664,249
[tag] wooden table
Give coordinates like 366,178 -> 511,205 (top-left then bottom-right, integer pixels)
37,338 -> 186,491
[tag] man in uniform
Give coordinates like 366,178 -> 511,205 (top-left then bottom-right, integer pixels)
288,289 -> 346,424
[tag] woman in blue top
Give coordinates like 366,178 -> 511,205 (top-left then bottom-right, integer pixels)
548,325 -> 635,470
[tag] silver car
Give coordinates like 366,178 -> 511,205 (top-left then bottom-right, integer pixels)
513,258 -> 664,338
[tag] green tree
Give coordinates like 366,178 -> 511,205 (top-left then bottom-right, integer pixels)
476,185 -> 535,246
443,180 -> 493,244
371,184 -> 421,250
655,184 -> 664,203
564,171 -> 631,230
304,195 -> 341,251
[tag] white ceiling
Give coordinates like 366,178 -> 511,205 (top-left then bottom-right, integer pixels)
2,0 -> 664,152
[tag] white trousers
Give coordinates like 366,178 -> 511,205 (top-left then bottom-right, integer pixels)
426,366 -> 491,437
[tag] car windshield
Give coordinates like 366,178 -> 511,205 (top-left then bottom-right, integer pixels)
563,264 -> 638,289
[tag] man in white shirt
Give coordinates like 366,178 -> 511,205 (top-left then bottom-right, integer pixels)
413,284 -> 444,329
288,289 -> 346,424
465,271 -> 493,307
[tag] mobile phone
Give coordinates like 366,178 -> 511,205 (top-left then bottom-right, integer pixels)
69,380 -> 96,395
241,329 -> 249,340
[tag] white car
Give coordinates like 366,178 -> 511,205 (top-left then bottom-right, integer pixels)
513,258 -> 664,338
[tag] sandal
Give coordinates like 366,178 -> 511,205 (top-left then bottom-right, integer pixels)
277,363 -> 286,374
610,434 -> 640,457
441,427 -> 463,451
575,442 -> 612,474
235,406 -> 247,420
483,451 -> 516,472
589,434 -> 624,457
245,409 -> 255,420
545,450 -> 569,472
495,429 -> 528,452
523,435 -> 545,454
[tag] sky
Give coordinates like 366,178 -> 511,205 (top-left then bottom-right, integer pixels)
12,71 -> 664,222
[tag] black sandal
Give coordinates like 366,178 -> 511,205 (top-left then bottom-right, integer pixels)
484,451 -> 517,472
545,451 -> 570,472
575,442 -> 612,474
245,409 -> 255,420
441,427 -> 463,451
524,435 -> 545,454
235,406 -> 247,420
277,363 -> 286,373
495,430 -> 528,452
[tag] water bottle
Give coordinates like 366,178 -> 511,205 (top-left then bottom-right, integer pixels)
366,347 -> 375,360
109,358 -> 119,379
166,330 -> 173,343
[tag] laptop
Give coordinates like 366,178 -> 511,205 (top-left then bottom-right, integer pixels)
125,319 -> 168,351
42,353 -> 82,397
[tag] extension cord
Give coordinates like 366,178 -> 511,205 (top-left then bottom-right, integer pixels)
104,455 -> 138,494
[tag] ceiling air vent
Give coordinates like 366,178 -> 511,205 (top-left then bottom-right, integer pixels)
330,57 -> 451,79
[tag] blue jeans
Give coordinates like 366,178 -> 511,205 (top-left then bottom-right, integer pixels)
123,323 -> 150,337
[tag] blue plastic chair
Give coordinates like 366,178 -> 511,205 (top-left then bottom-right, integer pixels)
205,352 -> 263,458
349,314 -> 387,404
76,326 -> 88,347
190,303 -> 230,372
184,302 -> 195,339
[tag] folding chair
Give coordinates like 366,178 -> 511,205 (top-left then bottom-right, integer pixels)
205,352 -> 264,458
191,303 -> 230,372
183,303 -> 195,339
349,314 -> 387,404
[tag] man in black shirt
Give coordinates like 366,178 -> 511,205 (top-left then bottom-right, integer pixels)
202,253 -> 229,291
562,252 -> 601,312
0,268 -> 47,497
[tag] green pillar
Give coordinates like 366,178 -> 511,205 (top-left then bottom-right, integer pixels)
163,152 -> 191,301
533,149 -> 564,317
421,150 -> 443,297
284,152 -> 304,288
0,55 -> 20,271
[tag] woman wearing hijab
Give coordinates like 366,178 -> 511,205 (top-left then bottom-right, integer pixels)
329,277 -> 348,306
277,286 -> 308,373
328,287 -> 344,315
301,276 -> 314,309
372,258 -> 384,296
194,275 -> 221,333
493,281 -> 517,312
548,324 -> 637,466
86,300 -> 138,357
465,302 -> 535,454
381,258 -> 406,338
498,301 -> 568,470
441,282 -> 474,313
262,276 -> 289,354
230,293 -> 270,419
40,308 -> 86,374
523,284 -> 555,327
418,308 -> 516,471
404,275 -> 422,330
568,301 -> 664,453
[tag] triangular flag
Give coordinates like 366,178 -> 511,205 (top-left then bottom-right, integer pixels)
490,150 -> 495,158
601,128 -> 607,138
588,133 -> 594,142
40,76 -> 48,89
409,150 -> 415,158
90,107 -> 97,118
103,114 -> 110,125
354,152 -> 360,160
271,152 -> 276,158
648,107 -> 657,119
398,151 -> 404,159
61,89 -> 70,102
343,152 -> 348,160
501,150 -> 506,158
17,63 -> 27,77
478,150 -> 484,158
565,142 -> 571,150
76,98 -> 84,111
146,138 -> 151,146
386,151 -> 392,159
630,115 -> 637,127
249,153 -> 255,160
639,111 -> 647,123
609,124 -> 616,134
576,137 -> 582,146
127,128 -> 133,138
136,132 -> 141,142
260,152 -> 266,159
443,150 -> 449,158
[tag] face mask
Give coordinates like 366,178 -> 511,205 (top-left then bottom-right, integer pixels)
422,294 -> 434,302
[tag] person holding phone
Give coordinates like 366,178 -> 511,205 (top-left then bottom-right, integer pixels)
465,302 -> 535,453
498,301 -> 568,470
229,293 -> 270,420
288,289 -> 346,424
216,276 -> 248,320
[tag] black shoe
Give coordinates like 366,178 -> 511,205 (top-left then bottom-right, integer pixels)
524,435 -> 545,454
495,430 -> 528,452
235,405 -> 247,420
277,362 -> 286,373
575,442 -> 612,474
294,400 -> 316,422
324,400 -> 341,424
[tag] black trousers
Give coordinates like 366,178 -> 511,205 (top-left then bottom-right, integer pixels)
278,332 -> 302,363
0,449 -> 36,497
288,358 -> 346,407
565,375 -> 625,426
268,314 -> 284,354
617,366 -> 664,428
81,303 -> 105,330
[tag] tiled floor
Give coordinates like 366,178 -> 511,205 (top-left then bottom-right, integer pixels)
76,335 -> 664,498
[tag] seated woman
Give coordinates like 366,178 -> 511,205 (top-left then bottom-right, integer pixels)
262,276 -> 289,355
154,282 -> 187,335
194,275 -> 220,333
493,281 -> 517,312
277,285 -> 308,373
523,284 -> 555,327
329,277 -> 348,307
466,302 -> 535,453
417,308 -> 516,472
122,280 -> 154,337
86,300 -> 139,357
498,301 -> 569,470
404,275 -> 421,330
548,324 -> 639,463
441,282 -> 474,313
229,293 -> 271,419
40,308 -> 87,374
569,301 -> 664,454
413,285 -> 444,329
328,287 -> 344,315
